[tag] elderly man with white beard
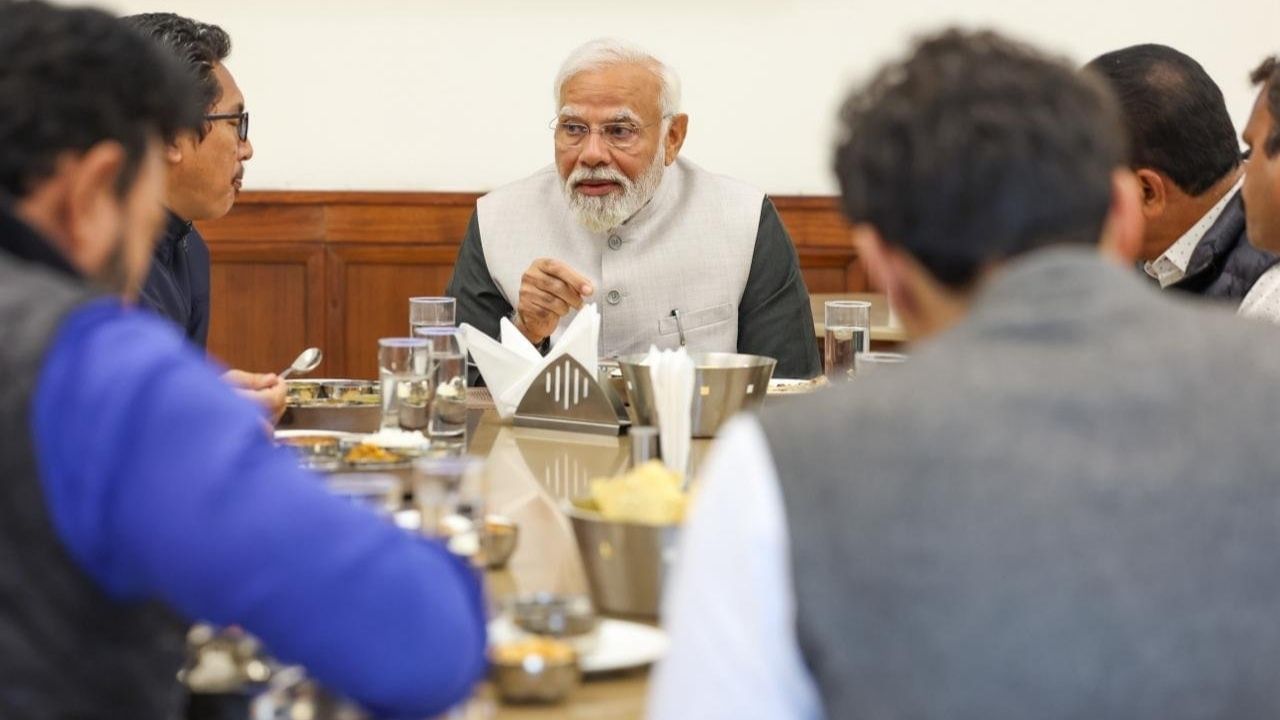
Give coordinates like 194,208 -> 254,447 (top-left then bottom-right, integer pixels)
447,39 -> 821,378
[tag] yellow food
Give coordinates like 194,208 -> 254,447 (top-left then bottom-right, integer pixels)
491,637 -> 575,665
343,444 -> 403,464
589,460 -> 686,525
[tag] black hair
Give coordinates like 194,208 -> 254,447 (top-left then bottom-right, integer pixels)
1250,56 -> 1280,158
122,12 -> 231,117
833,29 -> 1126,289
0,0 -> 204,198
1086,44 -> 1240,196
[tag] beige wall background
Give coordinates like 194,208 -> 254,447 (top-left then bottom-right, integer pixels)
91,0 -> 1280,195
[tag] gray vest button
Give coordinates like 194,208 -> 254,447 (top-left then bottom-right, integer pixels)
608,234 -> 623,250
606,290 -> 622,305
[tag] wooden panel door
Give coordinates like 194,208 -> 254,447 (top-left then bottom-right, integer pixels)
207,243 -> 327,376
327,244 -> 461,379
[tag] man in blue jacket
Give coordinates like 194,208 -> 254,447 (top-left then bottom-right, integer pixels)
0,3 -> 486,717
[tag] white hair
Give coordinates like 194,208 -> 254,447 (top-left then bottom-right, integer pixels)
553,38 -> 682,117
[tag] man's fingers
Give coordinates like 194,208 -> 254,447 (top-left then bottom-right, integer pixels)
535,258 -> 594,297
527,273 -> 584,310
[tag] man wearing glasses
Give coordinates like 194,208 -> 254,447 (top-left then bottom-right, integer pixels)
126,13 -> 284,419
448,39 -> 821,378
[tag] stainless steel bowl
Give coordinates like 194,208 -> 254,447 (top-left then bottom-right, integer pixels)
566,499 -> 680,619
482,515 -> 520,569
617,352 -> 776,438
512,593 -> 597,637
490,650 -> 579,704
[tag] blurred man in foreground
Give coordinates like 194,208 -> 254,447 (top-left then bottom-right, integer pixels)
0,3 -> 484,717
652,30 -> 1280,719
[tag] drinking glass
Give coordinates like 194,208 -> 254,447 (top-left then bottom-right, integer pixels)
409,296 -> 456,336
412,456 -> 487,562
824,300 -> 871,381
378,337 -> 430,431
418,327 -> 468,438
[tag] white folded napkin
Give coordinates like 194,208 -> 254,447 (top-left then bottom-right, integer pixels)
459,305 -> 600,419
642,345 -> 695,477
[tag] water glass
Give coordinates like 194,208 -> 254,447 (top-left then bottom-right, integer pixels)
824,300 -> 871,382
412,456 -> 487,562
410,296 -> 456,336
378,337 -> 430,431
418,327 -> 468,438
855,351 -> 908,377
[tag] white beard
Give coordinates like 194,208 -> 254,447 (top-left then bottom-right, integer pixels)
562,144 -> 666,233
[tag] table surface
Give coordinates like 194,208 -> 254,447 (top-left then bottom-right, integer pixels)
454,404 -> 718,720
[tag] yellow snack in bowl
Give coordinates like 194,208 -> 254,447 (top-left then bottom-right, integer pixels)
589,461 -> 686,525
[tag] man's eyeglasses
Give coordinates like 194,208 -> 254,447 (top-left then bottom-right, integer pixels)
550,115 -> 671,150
204,111 -> 249,142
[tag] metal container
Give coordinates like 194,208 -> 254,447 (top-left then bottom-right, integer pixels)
280,379 -> 382,433
482,515 -> 520,569
490,650 -> 579,704
566,500 -> 680,619
512,593 -> 598,637
616,352 -> 776,438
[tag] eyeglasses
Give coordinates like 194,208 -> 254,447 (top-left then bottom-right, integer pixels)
204,111 -> 250,142
550,115 -> 671,150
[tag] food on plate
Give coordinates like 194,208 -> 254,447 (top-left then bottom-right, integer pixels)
276,435 -> 340,450
343,443 -> 405,465
491,637 -> 576,666
588,461 -> 686,525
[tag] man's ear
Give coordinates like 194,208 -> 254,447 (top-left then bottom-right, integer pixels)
165,133 -> 189,166
664,114 -> 688,165
1134,167 -> 1166,219
64,141 -> 127,270
1100,169 -> 1145,265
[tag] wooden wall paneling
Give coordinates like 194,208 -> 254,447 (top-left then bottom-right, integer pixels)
327,244 -> 463,379
206,242 -> 326,375
200,191 -> 858,379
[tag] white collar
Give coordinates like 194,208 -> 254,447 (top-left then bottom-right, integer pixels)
1144,178 -> 1243,288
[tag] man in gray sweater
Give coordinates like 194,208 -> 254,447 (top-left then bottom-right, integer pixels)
651,29 -> 1280,720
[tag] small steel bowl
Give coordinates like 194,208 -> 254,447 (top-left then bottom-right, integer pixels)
490,645 -> 579,704
482,515 -> 519,569
512,593 -> 598,638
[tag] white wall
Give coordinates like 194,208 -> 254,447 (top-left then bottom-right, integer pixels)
94,0 -> 1280,195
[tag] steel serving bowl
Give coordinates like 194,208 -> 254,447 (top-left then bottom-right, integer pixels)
616,352 -> 776,438
565,498 -> 681,619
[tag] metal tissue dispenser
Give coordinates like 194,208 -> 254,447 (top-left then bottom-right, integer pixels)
513,355 -> 627,435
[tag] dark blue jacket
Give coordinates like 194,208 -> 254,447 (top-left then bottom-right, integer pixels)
139,211 -> 210,349
1168,190 -> 1280,302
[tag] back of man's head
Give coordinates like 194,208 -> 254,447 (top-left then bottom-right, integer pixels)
122,12 -> 230,121
833,30 -> 1126,289
0,1 -> 203,199
1086,44 -> 1240,197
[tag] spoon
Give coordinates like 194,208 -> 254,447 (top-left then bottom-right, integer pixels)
278,347 -> 323,380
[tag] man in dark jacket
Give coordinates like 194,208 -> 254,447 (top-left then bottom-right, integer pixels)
126,12 -> 285,418
1087,44 -> 1280,321
0,4 -> 486,717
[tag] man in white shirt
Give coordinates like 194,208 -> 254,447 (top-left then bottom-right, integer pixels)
1243,55 -> 1280,318
650,30 -> 1280,720
1087,45 -> 1280,322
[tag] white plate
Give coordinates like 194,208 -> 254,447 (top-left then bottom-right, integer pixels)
488,616 -> 668,675
273,429 -> 357,441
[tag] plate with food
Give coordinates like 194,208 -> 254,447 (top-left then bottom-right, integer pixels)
341,442 -> 411,470
767,376 -> 828,395
487,615 -> 668,675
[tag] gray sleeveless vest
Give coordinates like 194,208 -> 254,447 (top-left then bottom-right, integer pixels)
0,223 -> 186,718
477,157 -> 763,356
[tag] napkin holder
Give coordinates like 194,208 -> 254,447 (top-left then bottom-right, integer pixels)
513,355 -> 628,436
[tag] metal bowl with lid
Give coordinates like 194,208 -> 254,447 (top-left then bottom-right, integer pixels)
616,352 -> 776,438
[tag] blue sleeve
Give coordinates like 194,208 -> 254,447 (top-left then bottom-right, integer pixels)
30,300 -> 487,718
